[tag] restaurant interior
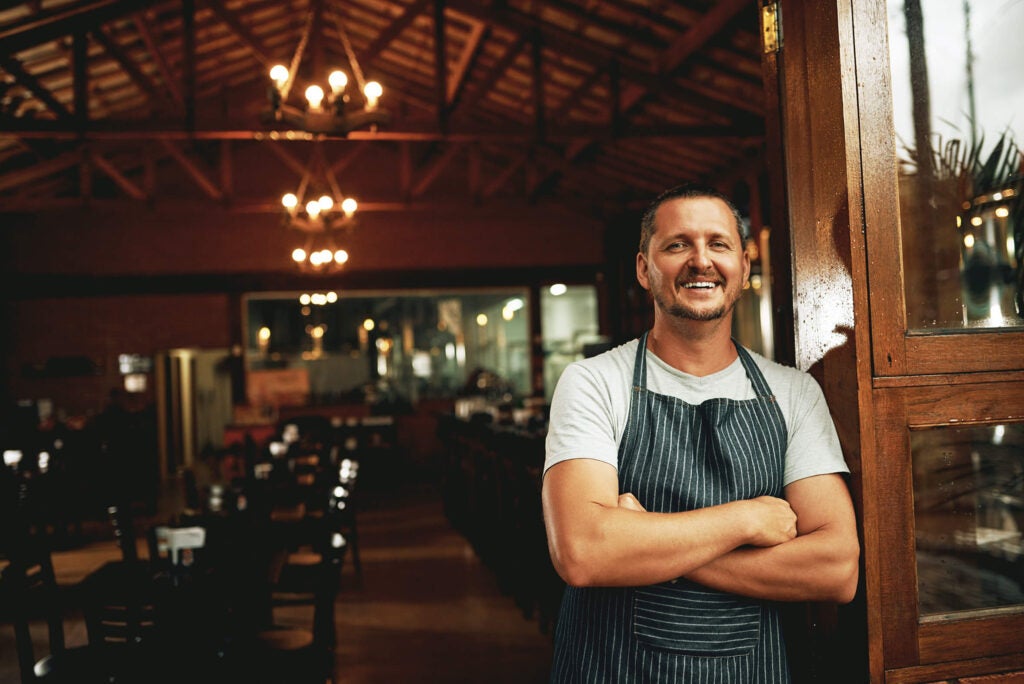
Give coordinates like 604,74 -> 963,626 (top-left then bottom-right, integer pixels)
2,0 -> 1023,682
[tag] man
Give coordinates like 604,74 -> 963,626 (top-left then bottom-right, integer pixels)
542,184 -> 859,682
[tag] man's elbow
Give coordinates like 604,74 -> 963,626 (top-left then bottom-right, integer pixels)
549,537 -> 603,588
827,541 -> 860,604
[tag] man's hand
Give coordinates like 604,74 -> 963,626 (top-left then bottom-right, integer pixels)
617,493 -> 797,547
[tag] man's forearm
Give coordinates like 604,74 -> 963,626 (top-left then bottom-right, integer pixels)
683,523 -> 859,603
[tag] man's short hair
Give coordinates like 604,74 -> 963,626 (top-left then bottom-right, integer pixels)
638,184 -> 748,255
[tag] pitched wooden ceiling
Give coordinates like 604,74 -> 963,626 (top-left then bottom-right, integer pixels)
0,0 -> 767,218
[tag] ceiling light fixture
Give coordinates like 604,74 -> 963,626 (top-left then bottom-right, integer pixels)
263,0 -> 389,137
282,140 -> 357,272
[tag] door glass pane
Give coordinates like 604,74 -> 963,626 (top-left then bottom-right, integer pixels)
887,1 -> 1024,330
912,422 -> 1024,621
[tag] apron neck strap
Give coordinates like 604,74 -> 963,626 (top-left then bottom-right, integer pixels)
633,331 -> 773,398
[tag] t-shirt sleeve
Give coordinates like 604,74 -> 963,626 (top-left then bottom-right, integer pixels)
544,362 -> 620,475
783,372 -> 850,486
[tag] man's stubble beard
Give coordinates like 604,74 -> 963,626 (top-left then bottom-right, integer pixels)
651,284 -> 740,322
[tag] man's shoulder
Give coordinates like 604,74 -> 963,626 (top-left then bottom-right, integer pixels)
742,346 -> 817,392
569,338 -> 638,377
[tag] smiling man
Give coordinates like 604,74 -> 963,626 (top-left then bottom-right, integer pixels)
541,184 -> 860,683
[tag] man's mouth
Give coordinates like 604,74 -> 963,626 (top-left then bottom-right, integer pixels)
681,281 -> 719,289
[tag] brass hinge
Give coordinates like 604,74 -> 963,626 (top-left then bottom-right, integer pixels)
762,2 -> 781,54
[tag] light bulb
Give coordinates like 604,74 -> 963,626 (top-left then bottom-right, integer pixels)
318,195 -> 334,212
305,85 -> 325,110
319,249 -> 333,263
364,81 -> 382,110
282,193 -> 298,211
306,200 -> 321,219
292,248 -> 307,263
310,251 -> 324,266
334,249 -> 349,264
328,70 -> 348,93
269,64 -> 289,88
341,198 -> 357,216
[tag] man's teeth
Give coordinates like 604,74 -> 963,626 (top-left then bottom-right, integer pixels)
683,282 -> 717,289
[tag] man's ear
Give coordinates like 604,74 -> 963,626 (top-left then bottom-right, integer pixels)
636,251 -> 650,291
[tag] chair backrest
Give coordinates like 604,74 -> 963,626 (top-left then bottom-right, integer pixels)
106,503 -> 139,563
1,531 -> 68,684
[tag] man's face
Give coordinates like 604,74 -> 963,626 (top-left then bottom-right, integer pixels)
636,196 -> 750,323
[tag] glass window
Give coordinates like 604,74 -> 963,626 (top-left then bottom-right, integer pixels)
887,0 -> 1024,331
540,284 -> 604,401
244,289 -> 529,407
912,422 -> 1024,620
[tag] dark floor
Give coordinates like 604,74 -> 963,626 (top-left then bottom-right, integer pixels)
0,482 -> 556,683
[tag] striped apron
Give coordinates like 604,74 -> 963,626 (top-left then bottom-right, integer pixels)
550,332 -> 790,683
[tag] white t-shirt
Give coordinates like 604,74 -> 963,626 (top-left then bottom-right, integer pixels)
544,339 -> 849,487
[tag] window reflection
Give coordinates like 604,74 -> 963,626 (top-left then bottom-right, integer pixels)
887,0 -> 1024,330
244,290 -> 530,408
540,284 -> 604,401
912,422 -> 1024,620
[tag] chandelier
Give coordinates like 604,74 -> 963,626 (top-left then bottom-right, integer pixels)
262,1 -> 389,137
282,141 -> 357,272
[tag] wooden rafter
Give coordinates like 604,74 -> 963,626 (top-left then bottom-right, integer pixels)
92,26 -> 168,109
89,148 -> 147,199
159,138 -> 222,200
202,0 -> 278,70
446,19 -> 485,107
411,140 -> 462,197
658,0 -> 750,75
0,55 -> 72,120
133,13 -> 183,109
0,0 -> 165,56
0,149 -> 79,192
349,0 -> 431,64
433,0 -> 447,132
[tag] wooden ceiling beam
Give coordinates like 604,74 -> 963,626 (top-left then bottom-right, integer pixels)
92,26 -> 169,109
0,148 -> 78,192
0,0 -> 165,56
448,35 -> 525,121
658,0 -> 749,74
265,140 -> 308,176
328,141 -> 370,176
134,13 -> 183,109
88,148 -> 147,199
433,0 -> 447,133
446,19 -> 486,107
482,151 -> 526,198
158,138 -> 222,200
410,140 -> 462,197
202,0 -> 278,70
0,55 -> 73,120
352,0 -> 431,63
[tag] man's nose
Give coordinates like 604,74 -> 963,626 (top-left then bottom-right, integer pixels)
687,244 -> 713,270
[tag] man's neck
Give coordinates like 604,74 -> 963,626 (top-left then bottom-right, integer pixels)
646,316 -> 738,377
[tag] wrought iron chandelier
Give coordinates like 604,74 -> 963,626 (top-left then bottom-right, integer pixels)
282,140 -> 357,273
262,0 -> 389,137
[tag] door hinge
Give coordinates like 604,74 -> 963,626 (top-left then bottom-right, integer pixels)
762,2 -> 781,54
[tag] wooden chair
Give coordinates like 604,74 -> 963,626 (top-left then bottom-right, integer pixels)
231,513 -> 348,683
0,490 -> 106,684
